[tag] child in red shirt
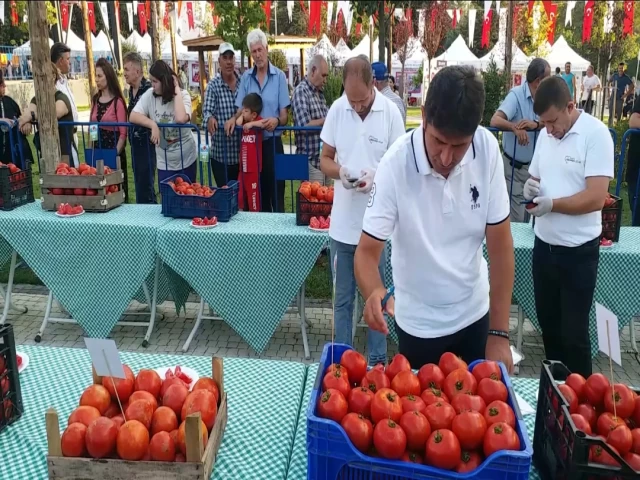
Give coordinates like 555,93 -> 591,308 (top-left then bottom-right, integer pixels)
236,93 -> 264,212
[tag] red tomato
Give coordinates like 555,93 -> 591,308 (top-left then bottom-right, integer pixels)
73,188 -> 85,196
624,452 -> 640,470
116,420 -> 150,461
483,422 -> 520,457
456,450 -> 483,473
631,428 -> 640,454
439,352 -> 468,377
424,402 -> 456,431
451,394 -> 486,414
425,429 -> 461,470
401,451 -> 423,464
597,412 -> 626,437
591,440 -> 620,467
570,413 -> 592,435
340,412 -> 373,453
565,373 -> 587,402
348,387 -> 374,418
634,396 -> 640,427
421,388 -> 449,406
484,400 -> 516,429
584,373 -> 610,407
317,389 -> 348,423
576,403 -> 598,431
61,423 -> 87,457
477,378 -> 508,404
385,354 -> 411,382
399,410 -> 431,452
323,370 -> 351,399
373,419 -> 406,460
85,417 -> 118,459
326,363 -> 349,381
471,361 -> 502,382
361,367 -> 390,394
604,384 -> 636,419
371,388 -> 403,424
401,394 -> 427,414
149,431 -> 176,462
453,410 -> 487,451
443,368 -> 478,399
340,350 -> 367,385
391,370 -> 421,398
557,384 -> 579,414
607,425 -> 633,455
417,364 -> 445,391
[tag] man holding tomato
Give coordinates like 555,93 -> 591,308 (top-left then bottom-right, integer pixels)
354,66 -> 515,372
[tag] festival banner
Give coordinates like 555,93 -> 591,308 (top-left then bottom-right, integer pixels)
546,3 -> 557,44
582,0 -> 595,43
87,2 -> 96,33
481,10 -> 493,49
138,2 -> 147,34
623,0 -> 634,36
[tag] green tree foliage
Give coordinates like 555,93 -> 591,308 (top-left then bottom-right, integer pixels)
0,1 -> 57,46
481,58 -> 509,126
214,0 -> 265,67
514,2 -> 552,57
268,49 -> 288,71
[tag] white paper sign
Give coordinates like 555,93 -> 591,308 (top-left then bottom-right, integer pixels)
595,303 -> 622,366
515,392 -> 535,416
84,338 -> 126,379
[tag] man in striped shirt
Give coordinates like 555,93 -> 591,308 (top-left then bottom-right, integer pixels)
372,62 -> 405,124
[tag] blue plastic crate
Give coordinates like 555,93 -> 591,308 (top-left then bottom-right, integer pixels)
159,174 -> 238,222
306,343 -> 533,480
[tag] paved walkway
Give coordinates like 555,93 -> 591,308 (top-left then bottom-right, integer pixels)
3,286 -> 640,385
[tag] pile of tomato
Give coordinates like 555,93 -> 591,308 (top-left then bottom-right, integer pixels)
48,162 -> 120,196
192,217 -> 218,227
317,350 -> 522,473
56,203 -> 84,216
60,365 -> 220,462
309,216 -> 330,230
551,372 -> 640,471
167,177 -> 217,198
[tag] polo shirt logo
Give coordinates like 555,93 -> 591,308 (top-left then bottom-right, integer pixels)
564,155 -> 582,165
470,185 -> 480,210
368,183 -> 376,207
368,135 -> 383,145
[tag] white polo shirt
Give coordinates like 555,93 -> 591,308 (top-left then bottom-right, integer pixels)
321,90 -> 405,245
362,126 -> 510,338
529,112 -> 614,247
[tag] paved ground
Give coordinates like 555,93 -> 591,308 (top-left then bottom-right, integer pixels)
3,285 -> 640,386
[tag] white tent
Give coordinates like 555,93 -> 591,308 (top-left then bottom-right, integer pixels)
92,31 -> 114,56
392,37 -> 426,70
335,38 -> 351,57
544,36 -> 590,71
480,41 -> 531,72
12,39 -> 54,56
306,34 -> 346,67
433,35 -> 481,68
126,31 -> 153,58
160,34 -> 196,61
65,30 -> 86,56
349,35 -> 388,60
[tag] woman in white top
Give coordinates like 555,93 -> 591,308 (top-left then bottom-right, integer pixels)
129,60 -> 197,184
580,65 -> 601,115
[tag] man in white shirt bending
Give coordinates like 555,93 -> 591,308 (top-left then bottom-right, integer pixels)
524,76 -> 614,377
580,65 -> 601,115
320,56 -> 405,366
51,43 -> 79,167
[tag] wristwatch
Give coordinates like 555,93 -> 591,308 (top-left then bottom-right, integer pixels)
534,120 -> 540,130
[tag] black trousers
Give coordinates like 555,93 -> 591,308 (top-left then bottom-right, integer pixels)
533,236 -> 599,377
395,312 -> 490,369
130,135 -> 157,204
628,167 -> 640,226
261,136 -> 285,213
211,161 -> 240,187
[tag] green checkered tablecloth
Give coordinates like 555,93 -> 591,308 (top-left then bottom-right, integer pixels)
286,366 -> 541,480
0,345 -> 306,480
156,213 -> 329,353
0,236 -> 12,269
0,203 -> 173,337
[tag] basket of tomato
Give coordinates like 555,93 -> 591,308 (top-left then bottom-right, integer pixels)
0,324 -> 24,434
533,360 -> 640,479
307,343 -> 533,479
296,181 -> 334,226
0,163 -> 34,211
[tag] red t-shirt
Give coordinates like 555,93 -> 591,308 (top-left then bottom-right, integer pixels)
240,116 -> 263,173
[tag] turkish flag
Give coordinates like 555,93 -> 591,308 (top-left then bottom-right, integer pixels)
308,0 -> 321,35
623,0 -> 634,37
263,0 -> 271,29
87,2 -> 96,33
61,2 -> 70,30
163,1 -> 170,29
138,2 -> 147,34
187,2 -> 195,30
145,0 -> 151,22
481,10 -> 493,49
513,5 -> 521,36
10,1 -> 18,26
583,0 -> 595,43
527,0 -> 535,16
546,3 -> 558,44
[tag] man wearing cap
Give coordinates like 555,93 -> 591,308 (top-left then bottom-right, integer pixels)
203,42 -> 241,186
372,62 -> 405,124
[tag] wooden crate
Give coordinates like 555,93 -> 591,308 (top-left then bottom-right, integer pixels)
40,159 -> 125,212
45,357 -> 228,480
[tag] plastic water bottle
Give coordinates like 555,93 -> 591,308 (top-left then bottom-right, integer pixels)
199,144 -> 209,163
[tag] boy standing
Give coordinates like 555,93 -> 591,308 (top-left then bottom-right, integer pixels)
236,93 -> 264,212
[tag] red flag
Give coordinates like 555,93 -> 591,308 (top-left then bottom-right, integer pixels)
187,1 -> 195,30
298,0 -> 307,14
527,0 -> 535,16
545,3 -> 557,44
623,0 -> 635,37
163,1 -> 170,28
405,8 -> 412,26
513,5 -> 521,36
583,0 -> 595,43
541,1 -> 551,14
481,10 -> 493,49
356,22 -> 362,35
61,2 -> 70,30
452,9 -> 458,28
308,0 -> 321,35
431,7 -> 438,30
263,0 -> 271,29
145,0 -> 151,21
87,2 -> 96,33
10,1 -> 18,26
336,9 -> 345,37
138,2 -> 148,34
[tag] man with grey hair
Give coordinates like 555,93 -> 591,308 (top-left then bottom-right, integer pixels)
319,55 -> 405,366
225,28 -> 290,212
292,55 -> 330,184
123,51 -> 156,203
490,57 -> 550,222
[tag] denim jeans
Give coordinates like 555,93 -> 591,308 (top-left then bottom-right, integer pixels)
329,238 -> 388,366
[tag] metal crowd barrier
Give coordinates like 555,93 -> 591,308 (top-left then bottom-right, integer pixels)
615,128 -> 640,226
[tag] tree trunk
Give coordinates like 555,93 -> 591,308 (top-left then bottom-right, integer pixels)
108,1 -> 123,72
170,14 -> 178,72
150,0 -> 162,63
80,1 -> 97,98
504,3 -> 514,90
400,60 -> 406,97
378,0 -> 386,62
28,1 -> 61,174
387,17 -> 393,73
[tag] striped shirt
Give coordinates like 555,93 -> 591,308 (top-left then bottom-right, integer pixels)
202,72 -> 241,165
292,78 -> 328,168
380,86 -> 405,124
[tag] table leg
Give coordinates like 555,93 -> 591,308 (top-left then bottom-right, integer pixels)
142,256 -> 161,348
630,317 -> 638,355
36,290 -> 55,342
183,297 -> 206,352
513,305 -> 526,376
299,282 -> 310,360
1,251 -> 27,325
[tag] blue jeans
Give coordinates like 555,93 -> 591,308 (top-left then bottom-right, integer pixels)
329,238 -> 388,366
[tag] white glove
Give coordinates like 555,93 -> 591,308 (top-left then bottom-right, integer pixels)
339,166 -> 358,190
523,178 -> 540,201
355,168 -> 376,193
528,196 -> 553,217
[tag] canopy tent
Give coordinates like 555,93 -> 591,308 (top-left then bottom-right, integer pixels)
392,37 -> 426,70
349,35 -> 388,61
306,34 -> 347,67
335,38 -> 351,57
544,35 -> 590,71
92,31 -> 114,56
12,39 -> 54,56
161,34 -> 197,61
432,35 -> 481,68
126,31 -> 153,58
480,41 -> 532,71
65,30 -> 86,55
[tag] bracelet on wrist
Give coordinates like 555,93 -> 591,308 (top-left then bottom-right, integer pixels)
488,329 -> 510,340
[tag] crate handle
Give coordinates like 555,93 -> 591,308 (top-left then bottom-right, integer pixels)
506,381 -> 524,421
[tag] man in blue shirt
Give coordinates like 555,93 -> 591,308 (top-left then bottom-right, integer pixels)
225,29 -> 290,212
610,62 -> 633,123
561,62 -> 576,104
490,58 -> 550,222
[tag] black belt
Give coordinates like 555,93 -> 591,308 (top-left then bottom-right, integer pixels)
504,153 -> 530,170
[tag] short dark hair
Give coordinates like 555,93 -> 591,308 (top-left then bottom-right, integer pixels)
242,93 -> 263,115
526,58 -> 550,84
51,43 -> 71,63
533,76 -> 572,116
424,66 -> 484,137
0,70 -> 4,86
555,67 -> 561,74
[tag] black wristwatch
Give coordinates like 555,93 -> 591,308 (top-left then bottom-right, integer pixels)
534,120 -> 540,130
275,117 -> 281,126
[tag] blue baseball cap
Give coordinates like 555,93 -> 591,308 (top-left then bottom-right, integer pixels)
371,62 -> 387,81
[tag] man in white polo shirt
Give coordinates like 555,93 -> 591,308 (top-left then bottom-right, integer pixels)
354,66 -> 515,371
523,76 -> 613,377
320,56 -> 405,366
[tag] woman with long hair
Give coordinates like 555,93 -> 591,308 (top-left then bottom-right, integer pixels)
0,70 -> 34,165
129,60 -> 197,184
90,58 -> 129,199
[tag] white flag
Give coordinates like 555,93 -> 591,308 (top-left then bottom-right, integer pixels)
604,0 -> 615,34
0,2 -> 4,25
418,9 -> 425,39
468,9 -> 477,47
126,3 -> 133,30
327,0 -> 334,29
287,0 -> 293,22
98,1 -> 109,27
133,1 -> 138,14
565,0 -> 576,26
495,1 -> 500,14
484,0 -> 492,19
